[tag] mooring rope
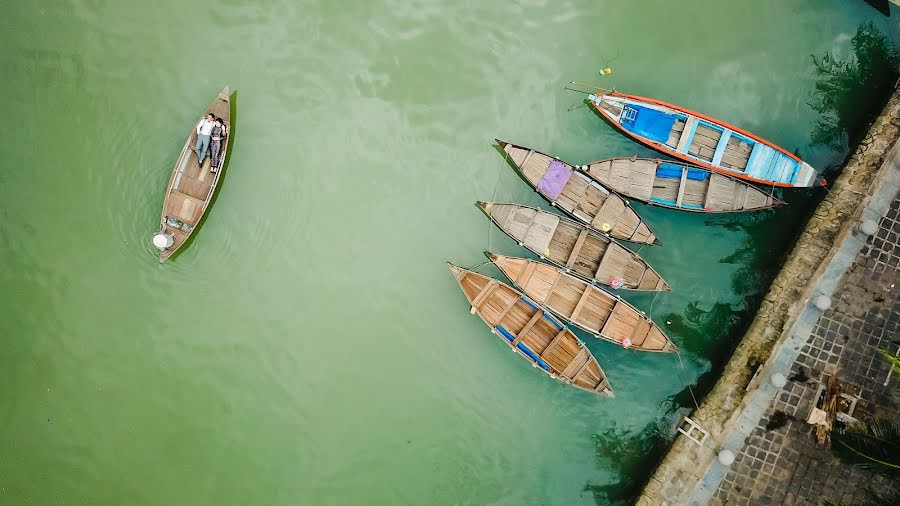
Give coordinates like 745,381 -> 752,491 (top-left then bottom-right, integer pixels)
675,350 -> 702,411
468,152 -> 506,273
488,150 -> 508,253
646,286 -> 701,411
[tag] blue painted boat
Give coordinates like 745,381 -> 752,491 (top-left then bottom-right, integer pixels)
588,91 -> 823,188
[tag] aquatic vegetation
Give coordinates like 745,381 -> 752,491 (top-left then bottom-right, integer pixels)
584,421 -> 672,505
809,22 -> 899,150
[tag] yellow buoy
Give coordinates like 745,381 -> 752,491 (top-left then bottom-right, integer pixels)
600,223 -> 612,232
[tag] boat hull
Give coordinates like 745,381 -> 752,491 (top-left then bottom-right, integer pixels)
588,92 -> 821,188
476,202 -> 670,292
448,263 -> 614,397
157,86 -> 232,261
487,253 -> 676,353
497,140 -> 659,245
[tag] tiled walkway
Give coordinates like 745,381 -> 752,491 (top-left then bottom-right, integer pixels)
711,193 -> 900,505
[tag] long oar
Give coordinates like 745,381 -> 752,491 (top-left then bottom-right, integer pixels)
568,81 -> 615,93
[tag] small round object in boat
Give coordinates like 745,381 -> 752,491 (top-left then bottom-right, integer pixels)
152,233 -> 173,250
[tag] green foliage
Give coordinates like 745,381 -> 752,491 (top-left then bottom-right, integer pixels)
809,22 -> 899,149
822,488 -> 900,506
831,418 -> 900,477
878,347 -> 900,376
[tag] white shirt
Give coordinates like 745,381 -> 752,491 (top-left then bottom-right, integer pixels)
196,118 -> 215,136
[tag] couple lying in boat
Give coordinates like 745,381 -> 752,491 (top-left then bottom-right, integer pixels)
194,113 -> 227,172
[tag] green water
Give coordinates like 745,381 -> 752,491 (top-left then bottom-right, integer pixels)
0,1 -> 891,504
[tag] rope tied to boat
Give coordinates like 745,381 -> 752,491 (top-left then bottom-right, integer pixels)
647,288 -> 701,411
468,148 -> 506,272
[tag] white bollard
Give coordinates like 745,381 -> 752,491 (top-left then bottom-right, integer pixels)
857,219 -> 879,236
813,295 -> 832,311
770,373 -> 787,389
718,449 -> 735,466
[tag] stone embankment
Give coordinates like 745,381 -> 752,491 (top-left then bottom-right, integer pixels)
637,86 -> 900,505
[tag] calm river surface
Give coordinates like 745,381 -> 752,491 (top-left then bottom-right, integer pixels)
0,1 -> 892,504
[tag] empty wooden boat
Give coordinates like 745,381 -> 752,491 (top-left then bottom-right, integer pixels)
487,253 -> 676,353
499,140 -> 780,213
154,86 -> 232,261
584,157 -> 781,212
476,202 -> 670,292
587,91 -> 823,188
448,263 -> 614,397
498,140 -> 658,245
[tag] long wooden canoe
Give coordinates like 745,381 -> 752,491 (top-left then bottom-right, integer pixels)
156,86 -> 232,261
487,253 -> 676,353
498,140 -> 781,213
497,140 -> 659,245
476,202 -> 670,292
587,91 -> 823,188
448,263 -> 614,397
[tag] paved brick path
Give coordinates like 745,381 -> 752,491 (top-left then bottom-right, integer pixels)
711,193 -> 900,505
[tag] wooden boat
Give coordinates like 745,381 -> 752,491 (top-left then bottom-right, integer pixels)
448,263 -> 614,397
497,140 -> 658,245
584,157 -> 781,212
155,86 -> 232,261
487,253 -> 676,353
476,202 -> 670,292
587,91 -> 823,188
499,140 -> 780,213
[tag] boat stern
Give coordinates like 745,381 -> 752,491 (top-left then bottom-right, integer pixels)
482,251 -> 499,262
794,161 -> 821,188
447,262 -> 465,280
475,201 -> 493,217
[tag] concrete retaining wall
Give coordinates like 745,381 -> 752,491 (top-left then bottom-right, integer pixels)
636,87 -> 900,506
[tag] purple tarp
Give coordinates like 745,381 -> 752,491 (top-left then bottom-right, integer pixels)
537,160 -> 572,200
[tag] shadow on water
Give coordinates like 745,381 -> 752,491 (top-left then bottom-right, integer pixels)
808,21 -> 899,166
166,88 -> 238,262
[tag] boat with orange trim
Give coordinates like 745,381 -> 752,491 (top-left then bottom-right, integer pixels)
587,91 -> 823,188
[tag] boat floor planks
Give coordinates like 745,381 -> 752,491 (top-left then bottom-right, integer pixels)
157,85 -> 232,261
488,253 -> 676,353
497,140 -> 659,245
448,263 -> 614,397
477,202 -> 670,292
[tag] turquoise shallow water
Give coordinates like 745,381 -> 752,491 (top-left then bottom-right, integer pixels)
0,1 -> 893,504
